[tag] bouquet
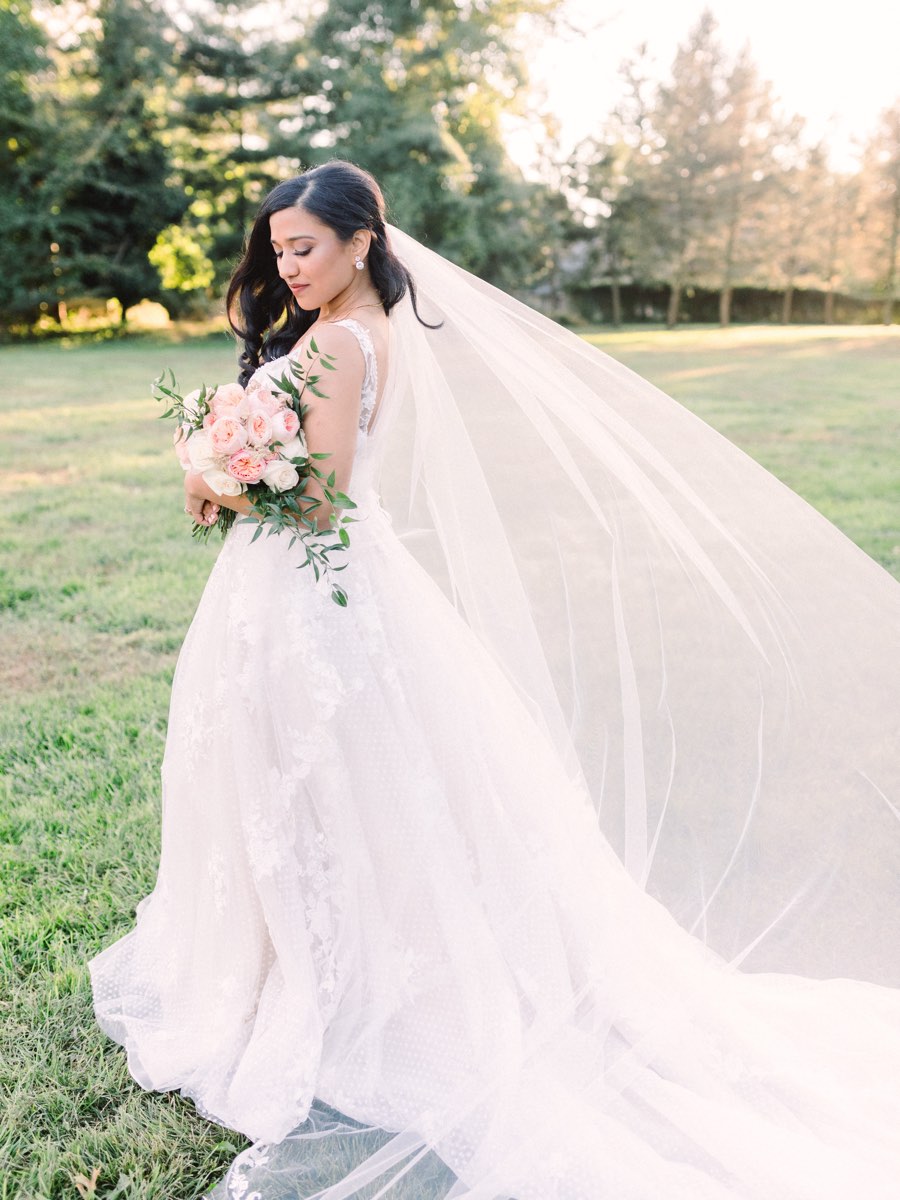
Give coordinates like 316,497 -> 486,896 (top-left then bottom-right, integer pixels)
153,338 -> 357,606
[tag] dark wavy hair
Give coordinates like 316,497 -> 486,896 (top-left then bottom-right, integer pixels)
227,161 -> 434,385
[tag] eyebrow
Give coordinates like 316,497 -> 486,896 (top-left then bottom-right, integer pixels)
270,233 -> 318,245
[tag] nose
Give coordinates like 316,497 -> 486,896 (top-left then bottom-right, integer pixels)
278,252 -> 298,281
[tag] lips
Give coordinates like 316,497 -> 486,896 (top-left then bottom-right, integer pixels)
289,284 -> 308,294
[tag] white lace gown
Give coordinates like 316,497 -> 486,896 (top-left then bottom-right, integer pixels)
90,320 -> 900,1200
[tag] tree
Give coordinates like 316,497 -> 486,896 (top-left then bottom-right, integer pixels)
764,140 -> 844,324
566,47 -> 664,325
0,1 -> 55,325
818,168 -> 861,324
149,0 -> 565,299
161,0 -> 315,293
640,11 -> 734,326
857,101 -> 900,325
712,47 -> 789,326
295,0 -> 564,287
41,0 -> 187,320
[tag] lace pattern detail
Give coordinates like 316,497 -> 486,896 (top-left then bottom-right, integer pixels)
329,318 -> 379,433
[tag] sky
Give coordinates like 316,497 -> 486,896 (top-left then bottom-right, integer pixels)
506,0 -> 900,173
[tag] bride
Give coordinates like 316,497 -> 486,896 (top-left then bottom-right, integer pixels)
89,160 -> 900,1199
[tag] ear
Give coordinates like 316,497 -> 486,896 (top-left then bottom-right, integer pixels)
350,228 -> 373,260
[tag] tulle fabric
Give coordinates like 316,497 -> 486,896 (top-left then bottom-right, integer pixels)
89,238 -> 900,1199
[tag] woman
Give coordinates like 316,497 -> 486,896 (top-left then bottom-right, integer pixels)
90,161 -> 900,1199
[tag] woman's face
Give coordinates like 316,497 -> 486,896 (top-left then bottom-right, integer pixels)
269,205 -> 359,311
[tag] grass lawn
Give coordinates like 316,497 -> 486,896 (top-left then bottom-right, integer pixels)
1,323 -> 898,1199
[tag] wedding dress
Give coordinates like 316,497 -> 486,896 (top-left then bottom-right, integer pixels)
89,231 -> 900,1200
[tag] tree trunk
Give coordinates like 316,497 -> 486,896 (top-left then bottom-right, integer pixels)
719,286 -> 732,327
666,281 -> 682,328
611,278 -> 622,327
883,296 -> 897,326
781,285 -> 794,325
824,289 -> 835,324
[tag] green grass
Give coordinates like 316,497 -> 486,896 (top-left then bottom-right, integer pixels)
582,324 -> 900,579
1,323 -> 898,1198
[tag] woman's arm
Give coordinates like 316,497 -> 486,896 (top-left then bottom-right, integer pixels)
183,323 -> 366,530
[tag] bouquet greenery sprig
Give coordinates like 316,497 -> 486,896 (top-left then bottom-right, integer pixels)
153,338 -> 357,606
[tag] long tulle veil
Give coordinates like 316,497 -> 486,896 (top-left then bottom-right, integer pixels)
379,226 -> 900,983
209,226 -> 900,1200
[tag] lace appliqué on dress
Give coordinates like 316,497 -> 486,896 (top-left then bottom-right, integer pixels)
329,317 -> 379,433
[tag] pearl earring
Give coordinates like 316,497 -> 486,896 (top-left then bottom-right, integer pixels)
354,256 -> 365,271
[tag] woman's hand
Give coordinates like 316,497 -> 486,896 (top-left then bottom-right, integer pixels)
184,473 -> 221,526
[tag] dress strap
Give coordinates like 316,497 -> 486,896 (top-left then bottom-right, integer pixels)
329,317 -> 379,433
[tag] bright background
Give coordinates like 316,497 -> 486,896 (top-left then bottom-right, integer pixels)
511,0 -> 900,171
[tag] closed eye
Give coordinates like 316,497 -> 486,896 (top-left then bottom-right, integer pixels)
274,248 -> 311,260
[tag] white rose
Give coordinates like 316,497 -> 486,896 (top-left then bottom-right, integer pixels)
182,387 -> 203,419
262,459 -> 300,493
186,429 -> 218,472
277,436 -> 307,462
202,467 -> 245,497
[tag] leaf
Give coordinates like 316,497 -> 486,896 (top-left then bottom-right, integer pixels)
332,588 -> 348,606
309,336 -> 319,354
339,527 -> 350,547
334,492 -> 357,508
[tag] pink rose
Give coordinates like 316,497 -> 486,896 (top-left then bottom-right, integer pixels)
209,415 -> 247,456
270,408 -> 300,443
211,382 -> 247,418
227,448 -> 268,485
203,412 -> 216,429
246,409 -> 273,447
246,381 -> 282,415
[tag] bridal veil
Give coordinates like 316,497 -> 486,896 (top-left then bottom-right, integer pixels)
205,226 -> 900,1200
379,226 -> 900,985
